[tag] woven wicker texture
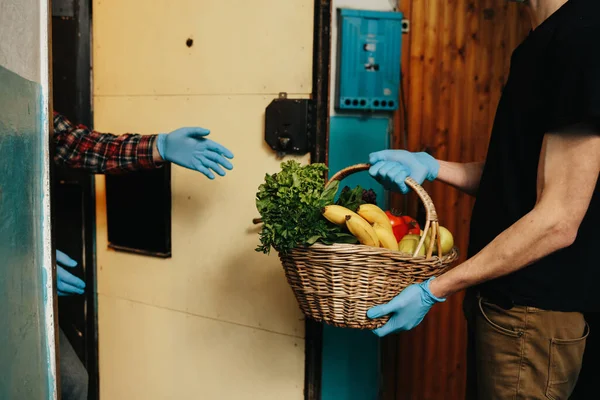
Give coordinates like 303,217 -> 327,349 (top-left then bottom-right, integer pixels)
280,243 -> 458,329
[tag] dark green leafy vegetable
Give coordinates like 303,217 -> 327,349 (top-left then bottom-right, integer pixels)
335,185 -> 378,211
255,160 -> 356,255
336,186 -> 364,212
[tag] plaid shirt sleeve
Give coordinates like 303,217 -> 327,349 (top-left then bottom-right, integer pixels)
53,112 -> 162,174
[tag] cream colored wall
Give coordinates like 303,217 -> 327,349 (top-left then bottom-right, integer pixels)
92,1 -> 313,398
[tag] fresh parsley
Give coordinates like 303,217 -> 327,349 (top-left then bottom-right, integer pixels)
255,160 -> 358,255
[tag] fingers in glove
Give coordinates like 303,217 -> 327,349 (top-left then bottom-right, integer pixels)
372,321 -> 396,337
57,270 -> 85,295
205,141 -> 234,159
191,158 -> 215,179
377,162 -> 398,178
387,165 -> 410,194
57,266 -> 86,290
368,161 -> 387,179
57,280 -> 85,295
180,127 -> 211,138
387,164 -> 409,181
56,250 -> 77,268
204,151 -> 233,170
198,156 -> 226,177
369,150 -> 393,165
367,302 -> 394,319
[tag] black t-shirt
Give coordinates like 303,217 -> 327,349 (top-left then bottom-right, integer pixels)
469,0 -> 600,312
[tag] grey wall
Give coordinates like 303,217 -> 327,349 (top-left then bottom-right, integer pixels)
0,0 -> 42,83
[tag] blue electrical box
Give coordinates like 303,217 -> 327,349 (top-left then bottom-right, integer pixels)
336,9 -> 403,112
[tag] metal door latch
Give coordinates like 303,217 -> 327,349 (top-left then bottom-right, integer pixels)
264,92 -> 314,158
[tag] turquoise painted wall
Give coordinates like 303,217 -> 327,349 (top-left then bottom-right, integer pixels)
0,65 -> 52,399
322,116 -> 389,400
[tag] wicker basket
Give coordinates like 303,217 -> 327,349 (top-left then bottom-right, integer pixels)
259,163 -> 459,330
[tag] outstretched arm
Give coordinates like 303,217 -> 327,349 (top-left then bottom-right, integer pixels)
53,112 -> 159,174
52,112 -> 234,178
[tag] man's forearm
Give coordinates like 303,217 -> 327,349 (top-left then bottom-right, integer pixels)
429,202 -> 576,299
436,161 -> 484,196
53,112 -> 161,173
431,130 -> 600,299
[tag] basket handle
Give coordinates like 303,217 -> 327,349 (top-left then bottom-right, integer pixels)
327,163 -> 441,259
253,163 -> 443,259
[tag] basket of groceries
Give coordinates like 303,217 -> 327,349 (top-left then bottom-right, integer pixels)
255,161 -> 459,329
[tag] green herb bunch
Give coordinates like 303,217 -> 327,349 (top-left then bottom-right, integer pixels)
255,160 -> 377,255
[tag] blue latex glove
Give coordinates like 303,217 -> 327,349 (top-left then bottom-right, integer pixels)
156,127 -> 234,179
56,250 -> 85,296
369,150 -> 439,185
369,162 -> 412,194
367,277 -> 445,337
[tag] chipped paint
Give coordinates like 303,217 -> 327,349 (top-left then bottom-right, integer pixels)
39,0 -> 58,396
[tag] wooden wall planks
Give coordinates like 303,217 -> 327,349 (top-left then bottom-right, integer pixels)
383,1 -> 529,399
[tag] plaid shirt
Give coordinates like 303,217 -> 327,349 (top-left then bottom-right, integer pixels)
53,112 -> 160,174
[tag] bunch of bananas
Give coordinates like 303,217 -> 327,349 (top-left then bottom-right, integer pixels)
323,203 -> 455,256
322,204 -> 398,250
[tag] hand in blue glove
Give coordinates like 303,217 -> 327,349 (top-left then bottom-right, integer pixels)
369,150 -> 439,187
369,162 -> 412,194
156,127 -> 234,179
56,250 -> 85,296
367,277 -> 445,337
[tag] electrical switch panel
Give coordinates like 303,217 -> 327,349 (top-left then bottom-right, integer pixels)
336,9 -> 403,112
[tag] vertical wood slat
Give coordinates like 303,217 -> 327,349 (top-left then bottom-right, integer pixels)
446,0 -> 468,396
383,1 -> 529,399
384,0 -> 416,395
415,2 -> 440,396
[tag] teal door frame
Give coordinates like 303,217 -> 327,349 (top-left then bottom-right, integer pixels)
322,116 -> 391,400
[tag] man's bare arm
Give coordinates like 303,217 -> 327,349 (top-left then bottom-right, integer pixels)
429,131 -> 600,299
436,161 -> 485,196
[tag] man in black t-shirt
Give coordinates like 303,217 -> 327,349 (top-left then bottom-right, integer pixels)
366,0 -> 600,398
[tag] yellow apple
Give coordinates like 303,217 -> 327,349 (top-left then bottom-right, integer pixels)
424,226 -> 454,255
